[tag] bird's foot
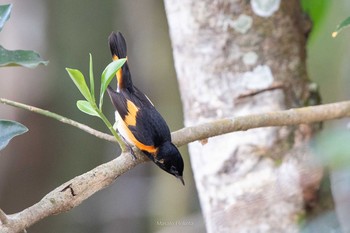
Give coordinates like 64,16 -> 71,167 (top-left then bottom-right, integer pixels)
126,144 -> 137,160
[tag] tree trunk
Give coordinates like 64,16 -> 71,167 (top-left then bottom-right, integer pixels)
164,0 -> 322,232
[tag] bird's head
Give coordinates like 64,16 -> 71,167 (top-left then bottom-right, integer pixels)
150,141 -> 184,185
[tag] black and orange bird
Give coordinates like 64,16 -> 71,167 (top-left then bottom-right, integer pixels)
106,32 -> 185,185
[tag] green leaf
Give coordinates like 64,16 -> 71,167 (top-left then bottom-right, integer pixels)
312,128 -> 350,169
0,119 -> 28,151
89,53 -> 95,101
99,58 -> 126,109
66,68 -> 93,102
0,46 -> 48,68
332,16 -> 350,38
0,4 -> 12,32
76,100 -> 99,117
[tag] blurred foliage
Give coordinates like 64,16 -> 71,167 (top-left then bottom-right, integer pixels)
305,1 -> 350,102
0,4 -> 47,68
0,119 -> 27,151
0,3 -> 45,153
0,4 -> 11,31
312,127 -> 350,169
0,46 -> 48,68
301,210 -> 341,233
301,0 -> 330,25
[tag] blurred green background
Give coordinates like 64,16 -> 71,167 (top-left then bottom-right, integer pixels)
0,0 -> 350,232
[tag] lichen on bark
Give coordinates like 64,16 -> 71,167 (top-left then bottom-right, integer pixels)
165,0 -> 322,232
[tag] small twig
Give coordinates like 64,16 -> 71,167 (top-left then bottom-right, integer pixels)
236,82 -> 284,99
0,98 -> 115,142
0,208 -> 8,224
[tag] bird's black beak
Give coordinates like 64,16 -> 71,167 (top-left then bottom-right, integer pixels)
176,175 -> 185,186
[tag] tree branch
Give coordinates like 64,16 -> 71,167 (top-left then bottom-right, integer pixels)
2,97 -> 350,147
0,151 -> 148,233
0,98 -> 115,142
1,99 -> 350,232
172,100 -> 350,146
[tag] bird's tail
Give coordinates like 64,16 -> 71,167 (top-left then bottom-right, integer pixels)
108,31 -> 133,91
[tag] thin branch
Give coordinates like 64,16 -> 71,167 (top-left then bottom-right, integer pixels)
172,100 -> 350,146
2,97 -> 350,148
0,98 -> 115,142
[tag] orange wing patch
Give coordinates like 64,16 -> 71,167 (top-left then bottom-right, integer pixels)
120,121 -> 158,154
124,100 -> 138,126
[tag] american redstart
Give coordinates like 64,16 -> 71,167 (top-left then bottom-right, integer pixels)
106,32 -> 185,185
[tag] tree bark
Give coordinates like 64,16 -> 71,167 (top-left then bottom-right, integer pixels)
164,0 -> 322,232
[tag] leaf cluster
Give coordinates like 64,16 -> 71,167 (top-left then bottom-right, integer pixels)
66,55 -> 126,148
0,4 -> 126,152
0,4 -> 47,151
